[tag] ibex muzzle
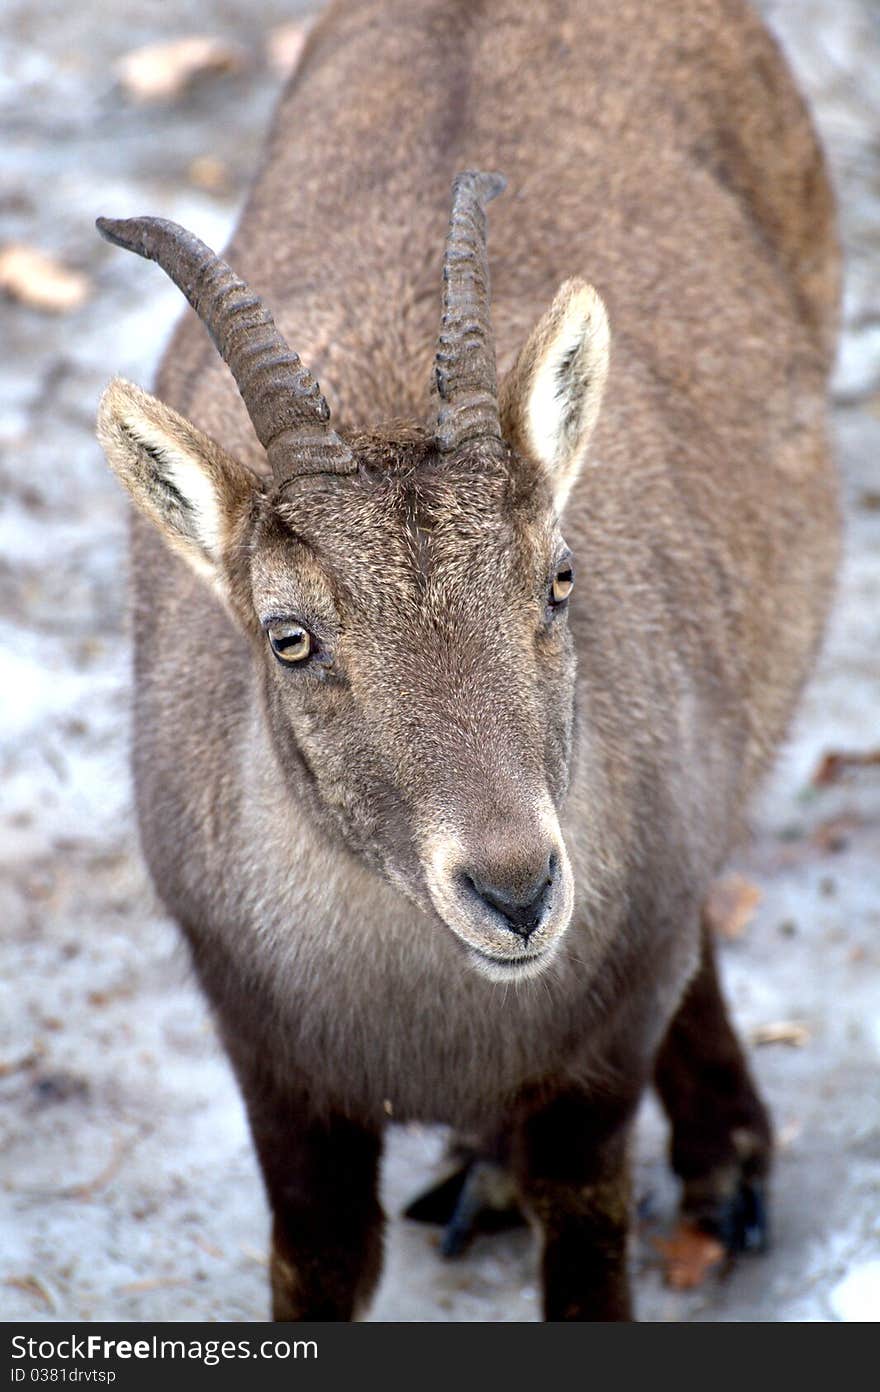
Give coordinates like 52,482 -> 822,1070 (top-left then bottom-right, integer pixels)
424,807 -> 573,976
95,0 -> 840,1322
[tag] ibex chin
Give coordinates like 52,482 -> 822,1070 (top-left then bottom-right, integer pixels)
95,0 -> 839,1320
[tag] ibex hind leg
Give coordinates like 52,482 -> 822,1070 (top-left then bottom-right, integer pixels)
241,1079 -> 385,1321
654,924 -> 773,1254
403,1135 -> 525,1257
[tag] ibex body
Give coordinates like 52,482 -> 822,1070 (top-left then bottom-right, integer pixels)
97,0 -> 839,1320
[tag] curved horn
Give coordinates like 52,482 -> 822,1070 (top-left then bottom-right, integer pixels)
96,216 -> 354,481
433,170 -> 507,454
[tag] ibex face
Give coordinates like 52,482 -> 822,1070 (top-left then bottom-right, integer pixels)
97,175 -> 610,979
252,433 -> 579,979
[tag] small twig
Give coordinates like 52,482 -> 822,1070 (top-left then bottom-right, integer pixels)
59,1130 -> 135,1200
750,1020 -> 812,1048
5,1274 -> 57,1311
195,1235 -> 224,1260
117,1276 -> 189,1295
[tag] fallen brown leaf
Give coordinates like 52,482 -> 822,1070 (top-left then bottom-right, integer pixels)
266,21 -> 309,76
750,1020 -> 811,1047
812,748 -> 880,787
116,36 -> 248,103
0,244 -> 90,313
704,873 -> 762,940
187,155 -> 230,193
86,984 -> 133,1006
652,1221 -> 725,1290
0,1044 -> 44,1078
811,813 -> 863,855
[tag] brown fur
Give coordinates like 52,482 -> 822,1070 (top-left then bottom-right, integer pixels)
99,0 -> 839,1320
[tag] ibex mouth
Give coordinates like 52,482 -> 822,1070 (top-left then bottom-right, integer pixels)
467,943 -> 560,983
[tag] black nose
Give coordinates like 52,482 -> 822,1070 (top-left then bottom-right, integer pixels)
464,854 -> 557,939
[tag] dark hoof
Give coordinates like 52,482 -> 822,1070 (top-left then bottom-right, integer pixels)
721,1179 -> 769,1255
695,1179 -> 770,1256
403,1166 -> 469,1228
403,1158 -> 525,1259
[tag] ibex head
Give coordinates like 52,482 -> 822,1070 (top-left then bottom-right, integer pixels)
97,173 -> 610,981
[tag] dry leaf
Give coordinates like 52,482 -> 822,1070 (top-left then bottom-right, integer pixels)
652,1222 -> 725,1290
704,873 -> 762,940
188,155 -> 230,193
0,245 -> 90,314
811,813 -> 863,855
266,21 -> 309,76
750,1020 -> 811,1047
812,748 -> 880,787
0,1044 -> 44,1078
116,36 -> 248,103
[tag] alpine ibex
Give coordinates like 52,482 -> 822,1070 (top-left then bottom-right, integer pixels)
95,0 -> 839,1320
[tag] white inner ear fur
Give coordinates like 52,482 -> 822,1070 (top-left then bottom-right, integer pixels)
521,280 -> 610,512
97,377 -> 259,598
121,411 -> 224,557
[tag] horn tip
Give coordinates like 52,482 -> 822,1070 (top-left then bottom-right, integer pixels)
453,170 -> 508,205
95,215 -> 122,242
96,214 -> 179,257
95,216 -> 145,252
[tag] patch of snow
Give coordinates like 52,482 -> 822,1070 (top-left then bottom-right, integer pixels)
830,1260 -> 880,1321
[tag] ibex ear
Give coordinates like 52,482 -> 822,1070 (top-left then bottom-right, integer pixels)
499,279 -> 610,513
97,377 -> 259,599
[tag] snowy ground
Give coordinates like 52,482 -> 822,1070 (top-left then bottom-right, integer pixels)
1,0 -> 878,1323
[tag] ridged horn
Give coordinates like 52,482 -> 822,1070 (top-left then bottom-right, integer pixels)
96,216 -> 354,481
433,171 -> 507,454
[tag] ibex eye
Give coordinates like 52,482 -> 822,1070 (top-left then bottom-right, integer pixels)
550,564 -> 574,607
267,622 -> 312,665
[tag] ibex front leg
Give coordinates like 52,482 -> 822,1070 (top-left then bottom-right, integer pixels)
511,1088 -> 639,1321
244,1085 -> 384,1321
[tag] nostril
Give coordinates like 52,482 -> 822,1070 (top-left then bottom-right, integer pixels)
461,853 -> 557,938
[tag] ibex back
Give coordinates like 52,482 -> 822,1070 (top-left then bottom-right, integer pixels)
96,0 -> 839,1320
